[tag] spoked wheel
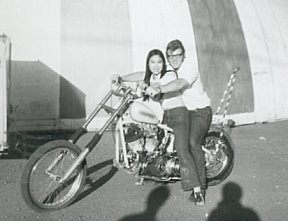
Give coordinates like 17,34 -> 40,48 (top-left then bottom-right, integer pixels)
21,140 -> 87,212
203,131 -> 234,186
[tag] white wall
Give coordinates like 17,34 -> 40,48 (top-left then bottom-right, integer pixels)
0,0 -> 61,72
1,0 -> 288,130
61,0 -> 133,118
128,0 -> 199,73
234,0 -> 288,122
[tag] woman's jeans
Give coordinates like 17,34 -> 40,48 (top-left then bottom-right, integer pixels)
163,106 -> 212,191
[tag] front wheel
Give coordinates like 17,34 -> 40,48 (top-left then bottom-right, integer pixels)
21,140 -> 87,212
203,131 -> 234,186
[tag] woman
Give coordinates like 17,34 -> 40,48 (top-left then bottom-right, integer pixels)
142,50 -> 190,170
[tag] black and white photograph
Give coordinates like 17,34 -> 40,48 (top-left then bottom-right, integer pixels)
1,0 -> 288,220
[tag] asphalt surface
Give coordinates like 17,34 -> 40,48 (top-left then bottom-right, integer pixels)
0,120 -> 288,221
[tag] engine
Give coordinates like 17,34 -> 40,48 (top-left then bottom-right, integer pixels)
123,123 -> 161,153
140,154 -> 181,178
123,123 -> 180,179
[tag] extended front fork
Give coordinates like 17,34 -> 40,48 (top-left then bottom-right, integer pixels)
114,118 -> 130,168
56,85 -> 133,183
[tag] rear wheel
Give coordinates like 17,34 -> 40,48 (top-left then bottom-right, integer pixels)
203,131 -> 234,186
21,140 -> 87,212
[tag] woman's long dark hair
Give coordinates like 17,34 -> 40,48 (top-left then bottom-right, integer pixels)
143,49 -> 167,86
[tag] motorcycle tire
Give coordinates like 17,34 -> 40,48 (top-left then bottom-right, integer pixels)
21,140 -> 87,212
204,130 -> 234,186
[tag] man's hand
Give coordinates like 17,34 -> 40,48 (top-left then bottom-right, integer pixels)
146,86 -> 161,97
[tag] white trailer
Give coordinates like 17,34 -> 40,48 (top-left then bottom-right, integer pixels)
0,35 -> 10,155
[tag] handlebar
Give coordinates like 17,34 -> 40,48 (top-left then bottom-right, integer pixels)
111,80 -> 149,100
111,75 -> 123,85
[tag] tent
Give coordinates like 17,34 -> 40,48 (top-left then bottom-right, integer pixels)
0,0 -> 287,137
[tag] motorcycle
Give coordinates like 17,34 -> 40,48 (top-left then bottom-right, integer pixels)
20,67 -> 239,212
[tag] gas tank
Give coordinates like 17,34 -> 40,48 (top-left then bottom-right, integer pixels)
129,102 -> 159,124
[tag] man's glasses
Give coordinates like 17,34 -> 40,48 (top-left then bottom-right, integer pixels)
167,53 -> 183,59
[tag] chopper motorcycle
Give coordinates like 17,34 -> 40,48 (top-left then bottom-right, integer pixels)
20,67 -> 239,212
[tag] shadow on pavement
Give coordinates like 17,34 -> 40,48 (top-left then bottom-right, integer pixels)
73,159 -> 118,204
118,185 -> 170,221
207,181 -> 261,221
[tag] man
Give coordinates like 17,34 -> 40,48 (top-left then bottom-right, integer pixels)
146,40 -> 212,206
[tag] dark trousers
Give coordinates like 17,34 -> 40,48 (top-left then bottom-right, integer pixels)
163,106 -> 212,191
162,107 -> 193,190
188,106 -> 213,189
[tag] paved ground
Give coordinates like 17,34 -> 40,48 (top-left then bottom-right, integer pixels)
0,120 -> 288,221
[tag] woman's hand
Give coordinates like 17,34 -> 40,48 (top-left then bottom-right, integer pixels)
110,74 -> 122,84
146,85 -> 161,97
